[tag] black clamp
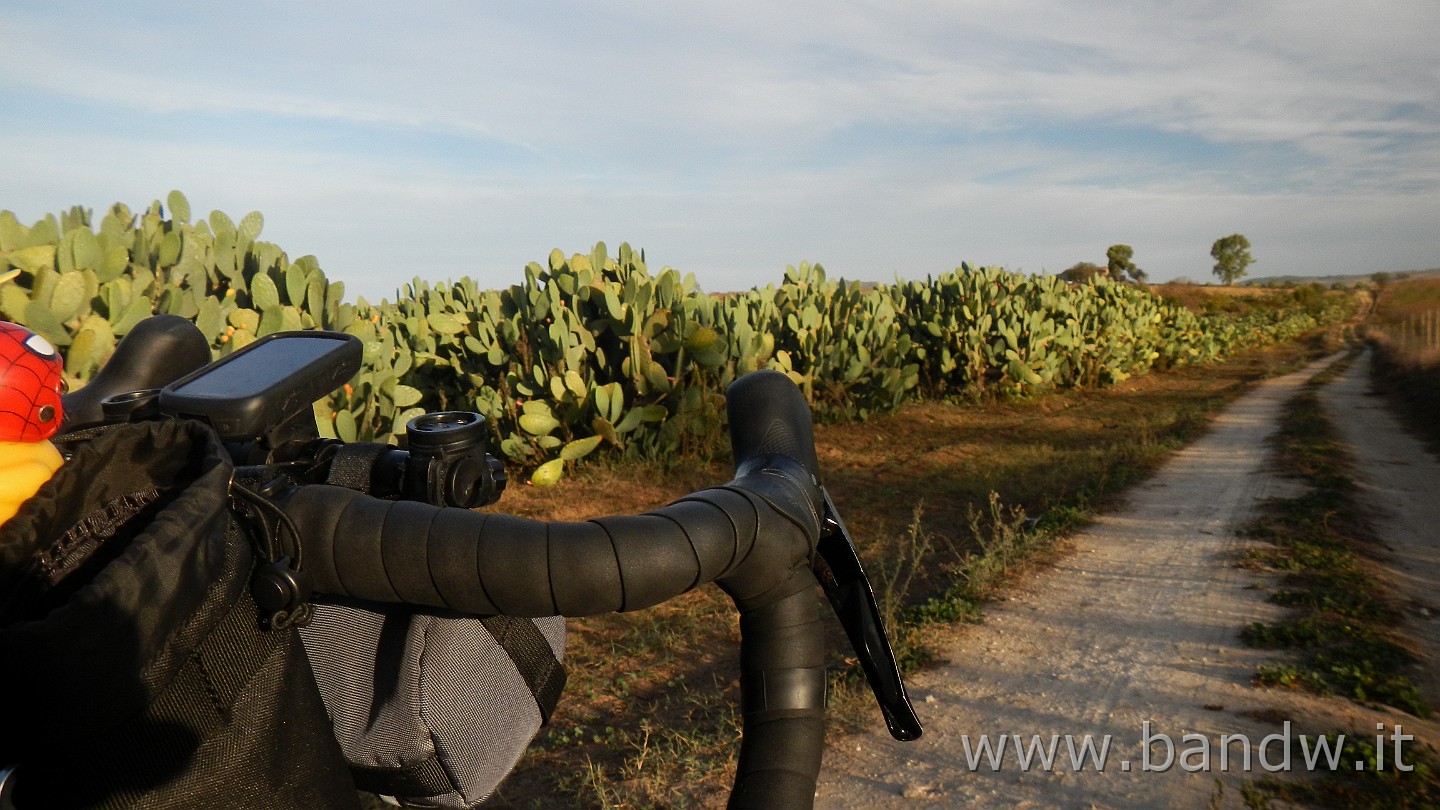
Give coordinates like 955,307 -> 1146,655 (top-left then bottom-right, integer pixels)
229,467 -> 313,630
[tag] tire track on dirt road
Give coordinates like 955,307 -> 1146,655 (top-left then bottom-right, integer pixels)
815,353 -> 1440,808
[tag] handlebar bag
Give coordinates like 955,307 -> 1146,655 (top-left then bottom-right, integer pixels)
0,420 -> 357,810
300,590 -> 566,808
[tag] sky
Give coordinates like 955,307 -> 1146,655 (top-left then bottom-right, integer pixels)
3,1 -> 1438,302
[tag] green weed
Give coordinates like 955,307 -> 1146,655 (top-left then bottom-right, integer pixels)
1240,357 -> 1427,717
1246,731 -> 1440,808
1236,351 -> 1436,805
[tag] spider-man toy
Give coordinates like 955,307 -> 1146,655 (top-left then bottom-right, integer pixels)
0,321 -> 65,525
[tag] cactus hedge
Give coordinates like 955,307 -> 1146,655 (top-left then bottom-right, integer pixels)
0,193 -> 1354,483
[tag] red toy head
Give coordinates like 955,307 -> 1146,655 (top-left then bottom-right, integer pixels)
0,322 -> 66,442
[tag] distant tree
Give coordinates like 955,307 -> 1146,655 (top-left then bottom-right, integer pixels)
1210,234 -> 1253,285
1371,271 -> 1392,287
1106,244 -> 1147,284
1060,261 -> 1106,283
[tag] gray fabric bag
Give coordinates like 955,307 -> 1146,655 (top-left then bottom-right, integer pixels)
301,601 -> 565,809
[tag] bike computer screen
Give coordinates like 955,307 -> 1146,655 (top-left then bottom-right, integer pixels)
158,331 -> 361,441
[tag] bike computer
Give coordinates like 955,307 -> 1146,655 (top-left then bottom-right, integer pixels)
158,331 -> 361,441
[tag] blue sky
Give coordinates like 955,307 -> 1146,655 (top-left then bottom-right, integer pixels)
3,1 -> 1437,302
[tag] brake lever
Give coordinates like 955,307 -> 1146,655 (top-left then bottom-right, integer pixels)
813,488 -> 923,741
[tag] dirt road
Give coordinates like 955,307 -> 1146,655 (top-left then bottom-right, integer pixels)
815,351 -> 1440,808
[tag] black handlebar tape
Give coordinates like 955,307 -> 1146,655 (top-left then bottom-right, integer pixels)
283,471 -> 819,618
721,568 -> 826,810
61,315 -> 212,431
726,370 -> 820,480
722,370 -> 826,809
283,466 -> 826,808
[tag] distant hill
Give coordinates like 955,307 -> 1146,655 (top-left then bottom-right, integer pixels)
1241,268 -> 1440,288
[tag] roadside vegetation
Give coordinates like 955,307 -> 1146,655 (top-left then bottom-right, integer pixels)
1239,356 -> 1426,714
1,197 -> 1356,493
1237,354 -> 1440,808
484,303 -> 1349,809
1365,276 -> 1440,453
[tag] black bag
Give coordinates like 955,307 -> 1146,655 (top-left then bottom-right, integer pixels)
0,420 -> 357,810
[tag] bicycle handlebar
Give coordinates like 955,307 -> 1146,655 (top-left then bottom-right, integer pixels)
722,370 -> 831,805
282,370 -> 829,807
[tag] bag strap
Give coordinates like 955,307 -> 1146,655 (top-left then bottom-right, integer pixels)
346,616 -> 566,801
321,445 -> 567,720
321,442 -> 392,493
478,615 -> 567,724
350,758 -> 453,800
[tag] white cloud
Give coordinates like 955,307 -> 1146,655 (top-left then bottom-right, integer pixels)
1,0 -> 1436,300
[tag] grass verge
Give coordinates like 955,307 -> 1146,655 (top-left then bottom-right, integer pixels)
1246,731 -> 1440,809
1238,354 -> 1427,715
1363,277 -> 1440,454
1236,353 -> 1440,806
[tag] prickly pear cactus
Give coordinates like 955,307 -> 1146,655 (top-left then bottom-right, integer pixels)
2,194 -> 1356,485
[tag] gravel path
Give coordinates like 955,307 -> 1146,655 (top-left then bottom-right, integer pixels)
815,351 -> 1440,809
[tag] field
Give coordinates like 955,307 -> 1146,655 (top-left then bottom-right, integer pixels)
1366,277 -> 1440,451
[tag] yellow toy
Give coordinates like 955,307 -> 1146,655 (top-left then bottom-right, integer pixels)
0,440 -> 63,524
0,322 -> 66,525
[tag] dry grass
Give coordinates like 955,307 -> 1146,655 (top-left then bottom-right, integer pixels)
1366,278 -> 1440,454
1153,281 -> 1343,320
1374,277 -> 1440,320
1368,278 -> 1440,363
1154,281 -> 1279,300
